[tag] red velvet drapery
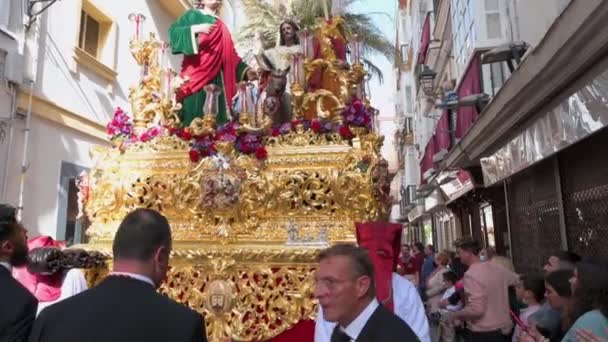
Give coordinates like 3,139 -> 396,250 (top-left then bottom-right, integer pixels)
419,136 -> 437,182
417,14 -> 431,65
265,320 -> 315,342
455,54 -> 482,139
432,109 -> 451,161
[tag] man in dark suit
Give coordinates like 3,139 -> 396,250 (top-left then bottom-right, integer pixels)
0,204 -> 37,342
28,208 -> 207,342
314,243 -> 420,342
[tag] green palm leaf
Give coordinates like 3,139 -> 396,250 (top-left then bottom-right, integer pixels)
238,0 -> 394,82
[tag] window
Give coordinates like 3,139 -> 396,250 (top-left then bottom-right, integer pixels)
405,86 -> 413,113
480,204 -> 496,248
404,117 -> 414,134
57,162 -> 90,245
79,11 -> 101,57
0,49 -> 6,79
400,44 -> 409,64
73,1 -> 117,83
0,0 -> 9,28
485,0 -> 502,39
481,60 -> 511,97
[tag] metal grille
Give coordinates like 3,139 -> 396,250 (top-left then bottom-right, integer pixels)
508,158 -> 563,274
560,129 -> 608,258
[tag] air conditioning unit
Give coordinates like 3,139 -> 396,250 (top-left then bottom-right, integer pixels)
3,51 -> 25,85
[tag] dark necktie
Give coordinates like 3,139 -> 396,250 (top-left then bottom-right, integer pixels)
331,325 -> 351,342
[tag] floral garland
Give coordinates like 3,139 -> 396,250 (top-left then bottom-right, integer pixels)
106,97 -> 375,163
181,122 -> 268,163
106,107 -> 165,150
270,118 -> 353,139
341,97 -> 372,130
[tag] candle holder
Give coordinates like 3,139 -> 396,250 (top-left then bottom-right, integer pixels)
128,13 -> 146,42
350,34 -> 361,65
290,54 -> 305,87
189,84 -> 221,136
297,30 -> 314,60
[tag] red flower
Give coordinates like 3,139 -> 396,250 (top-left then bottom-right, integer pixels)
311,120 -> 322,133
353,100 -> 364,111
189,149 -> 201,163
338,125 -> 353,139
180,130 -> 192,141
255,147 -> 268,160
271,127 -> 281,137
291,119 -> 301,126
240,142 -> 251,154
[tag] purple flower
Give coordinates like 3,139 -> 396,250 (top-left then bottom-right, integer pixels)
279,123 -> 292,134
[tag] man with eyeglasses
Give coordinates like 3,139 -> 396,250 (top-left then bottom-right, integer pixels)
315,223 -> 429,342
314,243 -> 420,342
0,204 -> 37,341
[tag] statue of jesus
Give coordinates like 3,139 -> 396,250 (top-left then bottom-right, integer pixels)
169,0 -> 257,126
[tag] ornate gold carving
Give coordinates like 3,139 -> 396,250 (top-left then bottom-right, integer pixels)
78,243 -> 319,342
128,33 -> 182,133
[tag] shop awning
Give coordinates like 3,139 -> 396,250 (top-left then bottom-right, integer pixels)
440,169 -> 475,203
417,14 -> 431,64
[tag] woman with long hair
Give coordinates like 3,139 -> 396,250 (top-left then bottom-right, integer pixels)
561,259 -> 608,341
521,269 -> 573,342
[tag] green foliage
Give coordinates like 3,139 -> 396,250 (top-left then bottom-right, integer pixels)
238,0 -> 396,83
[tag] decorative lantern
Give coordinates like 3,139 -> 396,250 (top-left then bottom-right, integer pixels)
203,84 -> 221,117
236,82 -> 255,115
351,34 -> 361,64
419,65 -> 436,95
290,54 -> 305,86
298,30 -> 313,60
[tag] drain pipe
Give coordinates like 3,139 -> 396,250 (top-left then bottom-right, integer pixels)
16,80 -> 34,221
1,83 -> 17,201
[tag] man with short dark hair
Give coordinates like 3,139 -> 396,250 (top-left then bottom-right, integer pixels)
449,238 -> 518,342
28,209 -> 207,342
314,243 -> 419,341
0,204 -> 37,341
543,250 -> 581,273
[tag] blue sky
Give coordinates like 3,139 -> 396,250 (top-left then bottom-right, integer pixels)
352,0 -> 397,120
351,0 -> 398,168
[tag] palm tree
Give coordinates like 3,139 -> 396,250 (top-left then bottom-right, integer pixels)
237,0 -> 395,83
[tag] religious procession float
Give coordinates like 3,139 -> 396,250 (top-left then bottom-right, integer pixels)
78,1 -> 393,341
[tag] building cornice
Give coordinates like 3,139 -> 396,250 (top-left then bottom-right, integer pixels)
16,91 -> 109,142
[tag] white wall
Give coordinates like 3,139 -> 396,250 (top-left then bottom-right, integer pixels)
4,117 -> 106,237
27,0 -> 179,125
1,0 -> 179,237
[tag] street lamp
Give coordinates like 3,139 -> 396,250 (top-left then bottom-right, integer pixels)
419,65 -> 436,95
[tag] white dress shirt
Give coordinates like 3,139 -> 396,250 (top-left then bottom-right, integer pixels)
339,299 -> 379,341
315,272 -> 430,342
109,271 -> 155,287
0,261 -> 11,272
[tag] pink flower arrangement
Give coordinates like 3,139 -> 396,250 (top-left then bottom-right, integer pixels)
106,107 -> 133,141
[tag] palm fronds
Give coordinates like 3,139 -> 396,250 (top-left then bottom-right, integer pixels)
237,0 -> 394,83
